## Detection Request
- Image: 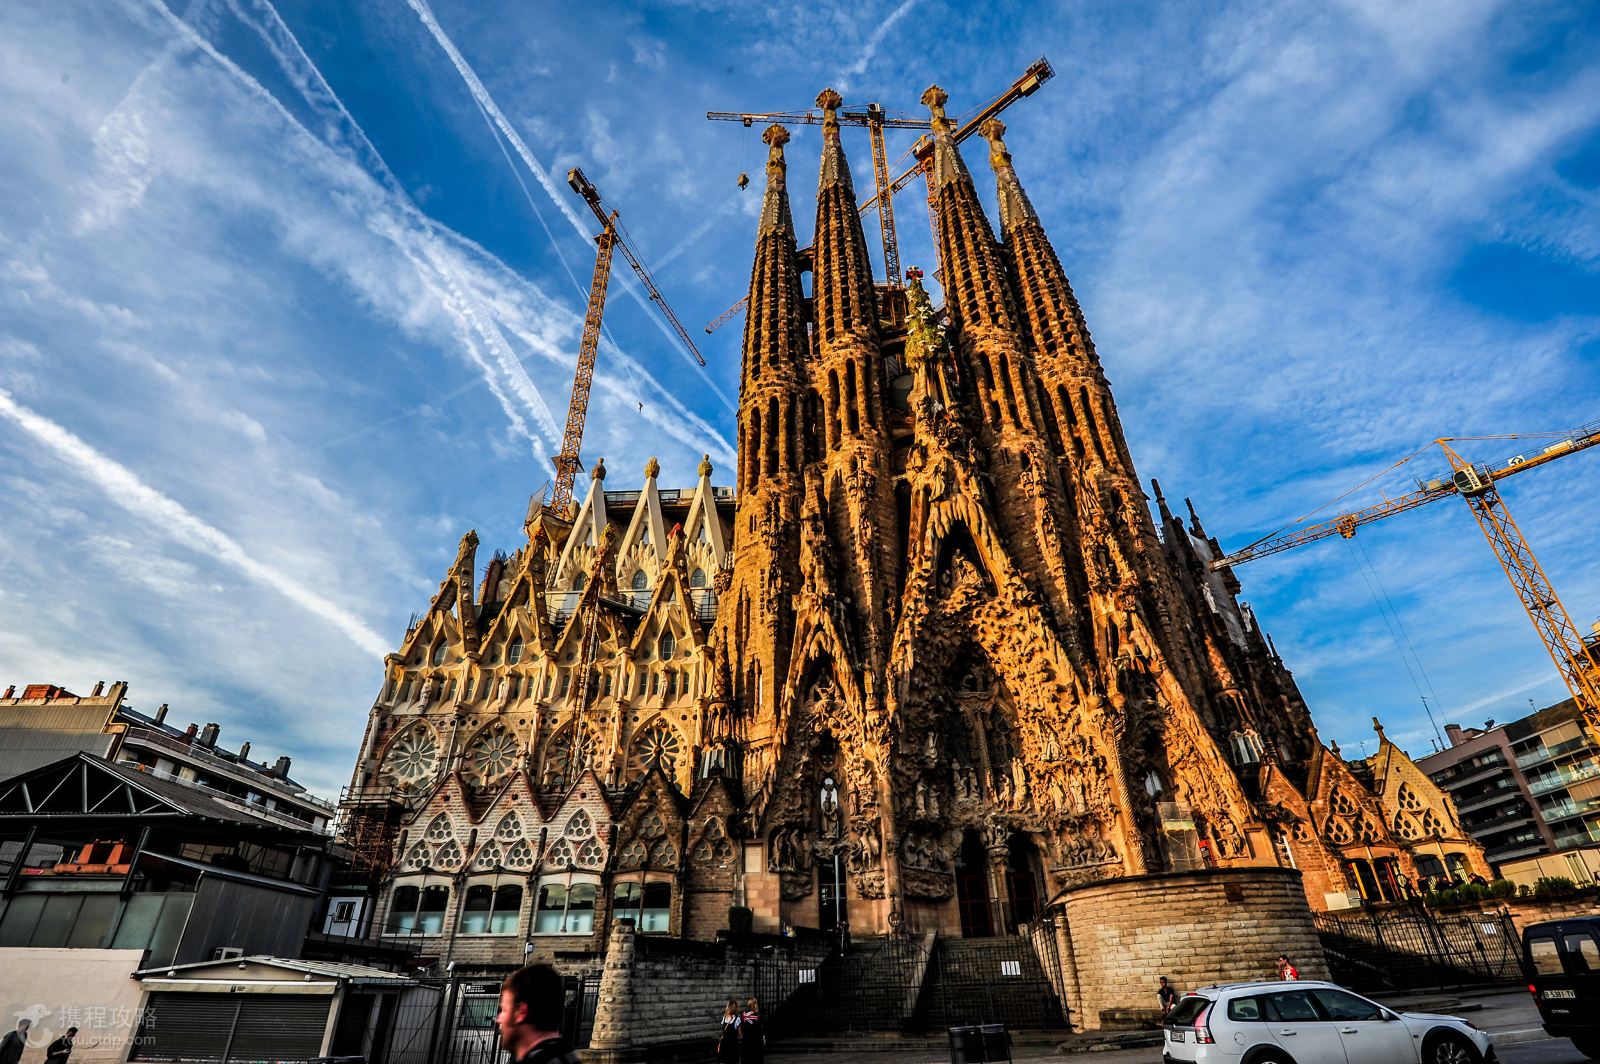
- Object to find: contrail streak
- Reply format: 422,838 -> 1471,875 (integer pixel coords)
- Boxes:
213,0 -> 734,453
405,0 -> 737,412
0,389 -> 392,658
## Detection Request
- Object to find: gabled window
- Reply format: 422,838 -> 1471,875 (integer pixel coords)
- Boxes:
508,637 -> 524,665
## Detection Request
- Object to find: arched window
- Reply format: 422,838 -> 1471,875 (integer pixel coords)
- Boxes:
508,636 -> 524,665
611,878 -> 672,933
659,633 -> 675,660
573,572 -> 587,592
431,643 -> 448,666
690,569 -> 707,588
632,570 -> 649,590
534,874 -> 599,934
458,877 -> 524,935
384,877 -> 451,936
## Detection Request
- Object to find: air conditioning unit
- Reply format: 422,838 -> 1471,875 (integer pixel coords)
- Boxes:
212,946 -> 244,961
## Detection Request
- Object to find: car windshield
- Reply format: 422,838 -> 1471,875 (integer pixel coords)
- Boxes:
1167,996 -> 1212,1027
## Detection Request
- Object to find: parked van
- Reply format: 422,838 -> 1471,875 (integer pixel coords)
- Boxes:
1523,916 -> 1600,1058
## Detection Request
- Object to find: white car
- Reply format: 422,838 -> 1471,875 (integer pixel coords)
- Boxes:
1162,980 -> 1496,1064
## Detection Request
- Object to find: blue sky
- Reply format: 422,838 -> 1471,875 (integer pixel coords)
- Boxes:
1,0 -> 1597,797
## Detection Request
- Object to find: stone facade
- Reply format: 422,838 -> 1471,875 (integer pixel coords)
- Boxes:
339,83 -> 1489,971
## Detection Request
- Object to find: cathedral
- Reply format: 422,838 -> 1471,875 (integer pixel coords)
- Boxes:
342,87 -> 1487,967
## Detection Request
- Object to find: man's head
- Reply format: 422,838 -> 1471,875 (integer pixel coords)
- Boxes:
14,1020 -> 30,1034
1159,977 -> 1169,986
497,964 -> 564,1053
66,1029 -> 78,1037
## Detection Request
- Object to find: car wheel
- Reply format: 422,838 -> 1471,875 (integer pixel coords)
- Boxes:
1243,1050 -> 1293,1064
1573,1035 -> 1600,1060
1423,1031 -> 1482,1064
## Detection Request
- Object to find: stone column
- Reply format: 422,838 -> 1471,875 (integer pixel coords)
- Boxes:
588,920 -> 639,1053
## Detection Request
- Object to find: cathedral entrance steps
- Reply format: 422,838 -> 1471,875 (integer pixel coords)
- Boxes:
757,932 -> 1068,1037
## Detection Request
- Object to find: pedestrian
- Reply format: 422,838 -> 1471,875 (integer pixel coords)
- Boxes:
0,1020 -> 29,1064
1158,977 -> 1178,1020
495,963 -> 579,1064
740,997 -> 765,1064
1276,955 -> 1299,981
836,919 -> 851,953
45,1028 -> 76,1064
716,999 -> 741,1063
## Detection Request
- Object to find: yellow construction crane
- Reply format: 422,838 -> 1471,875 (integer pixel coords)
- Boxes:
551,169 -> 707,516
708,99 -> 931,293
1215,422 -> 1600,729
702,57 -> 1055,334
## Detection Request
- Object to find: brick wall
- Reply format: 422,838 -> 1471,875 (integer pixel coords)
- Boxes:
586,923 -> 832,1063
1060,867 -> 1326,1031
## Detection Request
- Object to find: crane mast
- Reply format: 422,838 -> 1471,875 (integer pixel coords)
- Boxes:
1213,424 -> 1600,732
549,168 -> 706,517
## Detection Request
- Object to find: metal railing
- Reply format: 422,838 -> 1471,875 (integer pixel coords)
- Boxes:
118,761 -> 331,834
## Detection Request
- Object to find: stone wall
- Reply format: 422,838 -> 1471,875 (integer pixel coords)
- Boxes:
586,923 -> 832,1063
1059,867 -> 1326,1031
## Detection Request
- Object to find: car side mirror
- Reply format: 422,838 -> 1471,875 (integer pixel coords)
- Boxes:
1380,1011 -> 1398,1022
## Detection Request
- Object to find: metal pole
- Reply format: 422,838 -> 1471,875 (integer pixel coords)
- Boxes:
833,852 -> 842,930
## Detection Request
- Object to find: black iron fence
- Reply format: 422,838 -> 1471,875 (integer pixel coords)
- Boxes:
374,971 -> 599,1064
1314,905 -> 1524,993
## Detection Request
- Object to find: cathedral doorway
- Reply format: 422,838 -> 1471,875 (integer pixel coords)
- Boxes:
819,852 -> 848,932
1005,833 -> 1043,928
956,829 -> 994,938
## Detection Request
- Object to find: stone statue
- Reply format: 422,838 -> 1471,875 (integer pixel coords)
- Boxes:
819,777 -> 841,839
417,677 -> 436,707
493,676 -> 510,707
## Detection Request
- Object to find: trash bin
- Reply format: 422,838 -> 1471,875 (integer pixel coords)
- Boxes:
947,1025 -> 983,1063
979,1024 -> 1011,1063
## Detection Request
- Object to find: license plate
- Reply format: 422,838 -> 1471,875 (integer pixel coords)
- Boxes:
1545,989 -> 1577,999
1169,1030 -> 1186,1042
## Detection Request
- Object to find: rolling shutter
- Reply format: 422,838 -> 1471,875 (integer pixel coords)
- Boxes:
228,997 -> 329,1062
132,993 -> 236,1061
132,992 -> 329,1062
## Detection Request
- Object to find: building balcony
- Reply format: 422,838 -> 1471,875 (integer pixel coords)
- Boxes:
1529,763 -> 1600,796
1517,736 -> 1592,770
1455,782 -> 1522,813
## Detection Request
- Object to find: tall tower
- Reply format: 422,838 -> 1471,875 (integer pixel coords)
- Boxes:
715,124 -> 810,812
806,88 -> 898,689
921,87 -> 1086,650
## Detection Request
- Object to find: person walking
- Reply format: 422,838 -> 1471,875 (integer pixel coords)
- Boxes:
495,964 -> 579,1064
716,999 -> 741,1062
44,1027 -> 76,1064
739,997 -> 765,1064
1276,955 -> 1300,981
0,1020 -> 30,1064
1157,977 -> 1178,1020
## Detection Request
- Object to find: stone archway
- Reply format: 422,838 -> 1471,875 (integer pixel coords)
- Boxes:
1005,832 -> 1044,927
956,828 -> 994,938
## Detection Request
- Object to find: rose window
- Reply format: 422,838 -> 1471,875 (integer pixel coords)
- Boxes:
504,840 -> 535,870
543,725 -> 596,791
466,729 -> 520,785
629,721 -> 682,779
385,728 -> 440,787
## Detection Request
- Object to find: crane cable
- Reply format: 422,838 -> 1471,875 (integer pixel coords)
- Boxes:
1342,535 -> 1449,749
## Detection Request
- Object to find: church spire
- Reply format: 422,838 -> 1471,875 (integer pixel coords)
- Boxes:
979,119 -> 1037,234
812,87 -> 879,352
758,123 -> 794,237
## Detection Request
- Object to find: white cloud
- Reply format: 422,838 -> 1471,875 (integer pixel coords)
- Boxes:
0,388 -> 391,657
